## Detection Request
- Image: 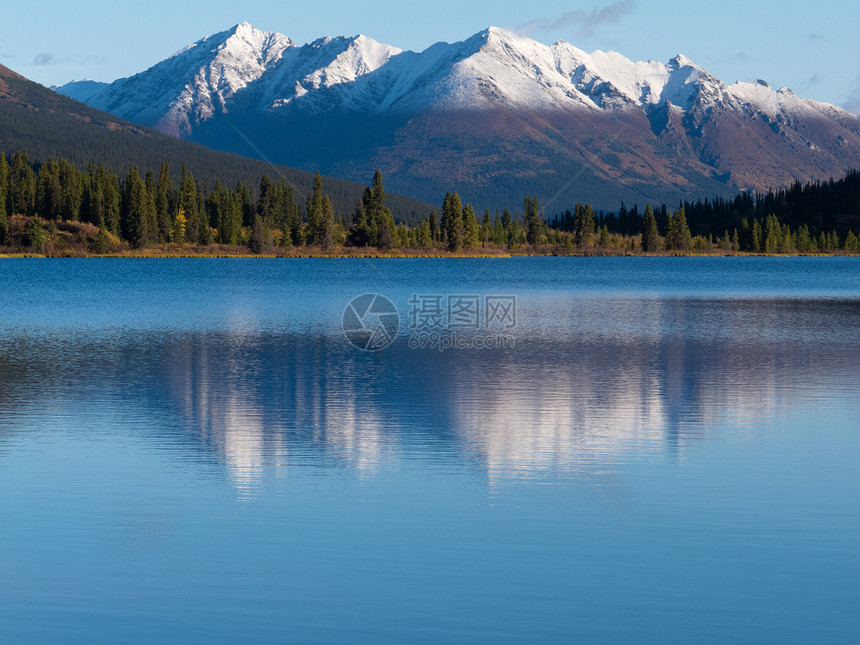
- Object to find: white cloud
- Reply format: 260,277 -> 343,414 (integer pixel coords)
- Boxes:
518,0 -> 637,39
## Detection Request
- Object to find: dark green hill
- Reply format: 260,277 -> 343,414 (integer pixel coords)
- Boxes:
0,63 -> 432,222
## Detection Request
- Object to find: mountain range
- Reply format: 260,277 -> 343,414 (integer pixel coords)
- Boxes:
0,61 -> 430,219
57,22 -> 860,209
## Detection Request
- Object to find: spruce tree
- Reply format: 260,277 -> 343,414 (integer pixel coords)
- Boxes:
171,209 -> 187,245
179,166 -> 199,244
25,215 -> 45,250
257,175 -> 277,227
156,163 -> 172,242
10,152 -> 35,216
0,153 -> 7,245
444,192 -> 464,252
95,219 -> 111,254
524,196 -> 542,246
666,208 -> 692,251
121,167 -> 149,249
752,219 -> 762,253
321,194 -> 335,251
463,203 -> 480,249
641,205 -> 659,253
306,171 -> 325,246
249,215 -> 267,254
347,201 -> 372,247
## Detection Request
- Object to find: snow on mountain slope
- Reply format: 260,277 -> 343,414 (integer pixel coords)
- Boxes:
60,22 -> 296,135
263,34 -> 402,111
54,23 -> 860,207
57,23 -> 857,130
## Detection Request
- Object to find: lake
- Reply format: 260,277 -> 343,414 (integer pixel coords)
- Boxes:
1,258 -> 858,643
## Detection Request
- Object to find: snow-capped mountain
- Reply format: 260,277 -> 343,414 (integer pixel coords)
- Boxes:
57,23 -> 860,208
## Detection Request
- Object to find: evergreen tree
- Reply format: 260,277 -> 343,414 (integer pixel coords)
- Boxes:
95,219 -> 111,254
347,201 -> 373,247
428,209 -> 439,243
257,175 -> 277,227
501,208 -> 513,247
305,171 -> 325,246
25,215 -> 45,250
666,208 -> 692,251
320,194 -> 335,251
249,215 -> 267,254
363,171 -> 394,249
120,167 -> 149,248
764,214 -> 780,254
9,152 -> 35,216
598,225 -> 610,247
641,205 -> 660,253
0,153 -> 7,245
481,209 -> 491,246
156,163 -> 172,242
144,170 -> 158,245
524,196 -> 542,246
752,219 -> 762,253
463,203 -> 480,249
170,208 -> 187,245
219,191 -> 242,245
444,192 -> 464,251
178,165 -> 199,244
416,219 -> 432,248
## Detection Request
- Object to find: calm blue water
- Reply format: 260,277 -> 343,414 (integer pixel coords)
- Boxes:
1,258 -> 858,643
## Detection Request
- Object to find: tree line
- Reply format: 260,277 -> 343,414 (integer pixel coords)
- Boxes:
1,150 -> 859,254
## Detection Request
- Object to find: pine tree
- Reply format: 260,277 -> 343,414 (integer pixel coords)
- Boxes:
666,208 -> 692,251
144,170 -> 158,246
752,219 -> 762,253
249,215 -> 267,253
764,214 -> 780,254
428,209 -> 438,243
501,209 -> 513,247
305,171 -> 326,246
156,163 -> 172,242
25,215 -> 45,250
347,201 -> 373,247
120,167 -> 149,249
416,219 -> 432,248
444,192 -> 464,251
95,219 -> 111,254
463,203 -> 480,249
257,175 -> 277,228
641,205 -> 659,253
598,225 -> 610,248
320,194 -> 335,251
10,152 -> 35,216
178,165 -> 199,244
524,196 -> 542,246
171,208 -> 187,245
0,153 -> 7,245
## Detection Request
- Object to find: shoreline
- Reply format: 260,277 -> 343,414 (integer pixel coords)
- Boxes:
1,249 -> 857,259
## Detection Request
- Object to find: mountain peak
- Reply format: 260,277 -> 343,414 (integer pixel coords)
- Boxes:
668,54 -> 698,70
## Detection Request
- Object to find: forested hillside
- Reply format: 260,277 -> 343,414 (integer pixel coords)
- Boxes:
0,63 -> 431,221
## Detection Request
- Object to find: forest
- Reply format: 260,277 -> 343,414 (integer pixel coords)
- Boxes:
1,150 -> 859,256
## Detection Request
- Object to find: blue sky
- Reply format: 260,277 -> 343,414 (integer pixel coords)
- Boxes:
4,0 -> 859,112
